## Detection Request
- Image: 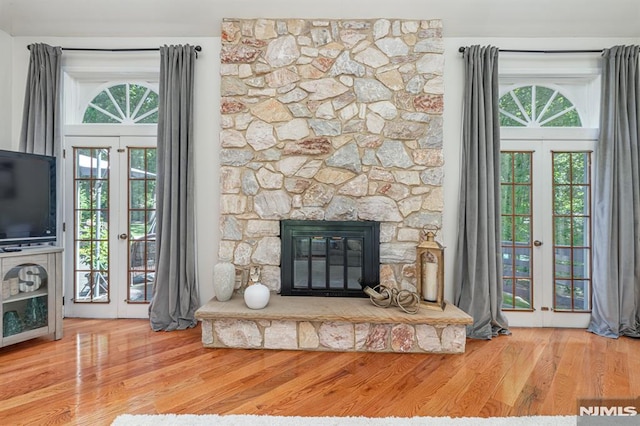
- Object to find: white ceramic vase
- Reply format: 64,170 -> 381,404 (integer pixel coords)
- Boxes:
243,283 -> 270,309
213,262 -> 235,302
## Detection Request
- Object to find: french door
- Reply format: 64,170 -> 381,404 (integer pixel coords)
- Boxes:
63,135 -> 156,318
500,138 -> 593,327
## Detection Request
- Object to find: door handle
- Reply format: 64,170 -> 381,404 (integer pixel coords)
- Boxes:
119,233 -> 128,240
534,240 -> 542,247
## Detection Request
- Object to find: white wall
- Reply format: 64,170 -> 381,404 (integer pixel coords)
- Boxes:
9,33 -> 639,308
0,29 -> 11,149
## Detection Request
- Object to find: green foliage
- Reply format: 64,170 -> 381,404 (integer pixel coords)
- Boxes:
82,83 -> 158,124
75,148 -> 156,272
501,150 -> 591,311
76,184 -> 109,272
128,148 -> 157,239
501,152 -> 532,244
501,151 -> 589,246
499,85 -> 582,127
552,152 -> 590,250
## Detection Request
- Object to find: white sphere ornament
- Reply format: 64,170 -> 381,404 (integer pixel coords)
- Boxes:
243,283 -> 270,309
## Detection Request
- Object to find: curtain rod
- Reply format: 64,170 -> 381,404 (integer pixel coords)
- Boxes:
458,46 -> 602,54
27,45 -> 202,53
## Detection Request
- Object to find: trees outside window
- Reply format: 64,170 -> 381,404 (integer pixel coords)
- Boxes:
499,85 -> 581,127
83,83 -> 158,124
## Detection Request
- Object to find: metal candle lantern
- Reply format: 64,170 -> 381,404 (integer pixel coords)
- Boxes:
416,230 -> 446,311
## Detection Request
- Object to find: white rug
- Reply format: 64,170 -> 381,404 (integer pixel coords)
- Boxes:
111,414 -> 576,426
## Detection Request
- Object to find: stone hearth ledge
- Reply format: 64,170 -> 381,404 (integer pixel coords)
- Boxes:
195,295 -> 473,353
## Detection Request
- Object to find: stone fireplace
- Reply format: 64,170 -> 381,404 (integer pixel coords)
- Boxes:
195,17 -> 472,354
218,17 -> 445,295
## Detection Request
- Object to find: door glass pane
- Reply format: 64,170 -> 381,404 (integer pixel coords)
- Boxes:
514,216 -> 531,244
501,186 -> 513,214
501,151 -> 533,310
515,247 -> 531,277
514,154 -> 531,183
127,148 -> 156,303
129,181 -> 146,209
501,216 -> 513,242
552,151 -> 592,312
572,216 -> 589,246
95,180 -> 109,209
514,185 -> 531,215
571,153 -> 588,183
73,148 -> 110,303
572,186 -> 589,215
572,248 -> 590,279
515,278 -> 532,309
555,279 -> 572,310
500,152 -> 513,182
573,280 -> 590,311
555,247 -> 572,278
554,217 -> 572,246
553,186 -> 571,214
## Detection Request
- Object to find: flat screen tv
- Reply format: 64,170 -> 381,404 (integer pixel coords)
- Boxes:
0,149 -> 57,247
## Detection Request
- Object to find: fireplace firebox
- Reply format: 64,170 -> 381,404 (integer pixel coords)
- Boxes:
280,220 -> 380,297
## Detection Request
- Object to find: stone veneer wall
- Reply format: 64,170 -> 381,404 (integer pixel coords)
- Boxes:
218,18 -> 444,294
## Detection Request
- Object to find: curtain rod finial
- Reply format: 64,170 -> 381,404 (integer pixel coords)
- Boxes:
458,46 -> 466,53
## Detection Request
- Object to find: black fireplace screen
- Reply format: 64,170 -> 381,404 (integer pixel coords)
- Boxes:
280,220 -> 380,297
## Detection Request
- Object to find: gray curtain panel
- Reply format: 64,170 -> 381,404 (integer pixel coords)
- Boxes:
454,45 -> 510,340
19,43 -> 62,156
588,45 -> 640,339
149,45 -> 199,331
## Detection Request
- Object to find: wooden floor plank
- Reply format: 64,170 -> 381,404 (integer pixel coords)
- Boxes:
541,333 -> 585,414
0,319 -> 637,425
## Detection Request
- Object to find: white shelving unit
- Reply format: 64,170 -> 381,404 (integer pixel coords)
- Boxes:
1,246 -> 63,348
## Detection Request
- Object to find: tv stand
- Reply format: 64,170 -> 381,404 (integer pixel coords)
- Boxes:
1,246 -> 63,347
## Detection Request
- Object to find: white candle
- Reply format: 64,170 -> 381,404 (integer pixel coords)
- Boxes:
423,262 -> 438,301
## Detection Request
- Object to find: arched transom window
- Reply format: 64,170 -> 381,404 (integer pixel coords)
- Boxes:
83,83 -> 158,124
499,85 -> 582,128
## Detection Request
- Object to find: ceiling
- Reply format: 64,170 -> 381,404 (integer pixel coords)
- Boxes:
1,0 -> 639,39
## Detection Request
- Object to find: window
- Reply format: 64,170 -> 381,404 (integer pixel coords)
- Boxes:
64,63 -> 159,318
551,152 -> 591,311
499,79 -> 595,324
501,151 -> 533,310
73,147 -> 110,302
83,83 -> 158,124
499,85 -> 581,127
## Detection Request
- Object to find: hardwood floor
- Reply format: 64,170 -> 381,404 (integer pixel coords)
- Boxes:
0,319 -> 637,425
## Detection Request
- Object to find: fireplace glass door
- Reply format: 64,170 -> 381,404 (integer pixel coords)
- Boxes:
281,220 -> 379,297
293,236 -> 364,291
